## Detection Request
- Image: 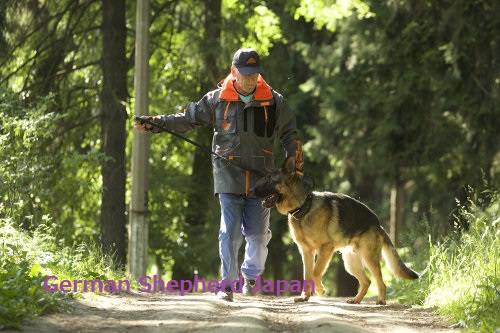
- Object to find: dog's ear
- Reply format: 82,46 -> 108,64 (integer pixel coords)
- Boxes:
282,155 -> 296,174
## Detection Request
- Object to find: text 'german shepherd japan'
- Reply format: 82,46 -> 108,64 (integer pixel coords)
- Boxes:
251,156 -> 419,305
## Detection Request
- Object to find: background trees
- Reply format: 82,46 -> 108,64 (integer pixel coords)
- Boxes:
1,0 -> 498,296
100,0 -> 128,267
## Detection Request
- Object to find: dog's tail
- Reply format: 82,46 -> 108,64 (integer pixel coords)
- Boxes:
381,231 -> 419,280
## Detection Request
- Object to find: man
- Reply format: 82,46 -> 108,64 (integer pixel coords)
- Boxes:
135,48 -> 303,301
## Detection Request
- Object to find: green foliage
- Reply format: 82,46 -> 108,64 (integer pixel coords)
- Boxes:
0,218 -> 129,329
0,258 -> 59,330
0,88 -> 60,226
244,5 -> 283,54
425,191 -> 500,332
389,189 -> 500,332
222,0 -> 283,55
0,87 -> 105,242
0,0 -> 106,244
295,0 -> 499,234
295,0 -> 373,31
385,216 -> 434,305
0,220 -> 60,330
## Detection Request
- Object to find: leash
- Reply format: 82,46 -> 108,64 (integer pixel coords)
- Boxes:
134,116 -> 266,177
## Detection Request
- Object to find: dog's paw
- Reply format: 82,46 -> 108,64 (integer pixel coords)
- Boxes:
294,296 -> 309,302
376,299 -> 387,305
346,298 -> 361,304
294,292 -> 310,302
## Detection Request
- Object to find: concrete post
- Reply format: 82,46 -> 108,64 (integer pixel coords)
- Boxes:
128,0 -> 150,279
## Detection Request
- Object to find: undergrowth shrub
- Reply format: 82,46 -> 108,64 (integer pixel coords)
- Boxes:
389,189 -> 500,332
0,220 -> 60,329
0,218 -> 128,330
425,191 -> 499,332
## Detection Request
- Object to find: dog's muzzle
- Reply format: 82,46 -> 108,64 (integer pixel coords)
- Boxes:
250,175 -> 281,208
261,193 -> 282,208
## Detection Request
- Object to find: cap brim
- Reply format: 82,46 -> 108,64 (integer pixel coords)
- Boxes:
236,65 -> 264,75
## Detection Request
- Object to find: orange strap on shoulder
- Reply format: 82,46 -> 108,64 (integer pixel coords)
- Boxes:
295,140 -> 304,172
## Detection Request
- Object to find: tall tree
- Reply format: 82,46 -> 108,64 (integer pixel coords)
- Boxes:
100,0 -> 128,267
170,0 -> 222,281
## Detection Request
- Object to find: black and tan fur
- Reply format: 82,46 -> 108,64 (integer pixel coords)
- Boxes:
250,156 -> 419,304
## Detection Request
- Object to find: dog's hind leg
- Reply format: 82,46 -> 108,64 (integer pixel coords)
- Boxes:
341,250 -> 371,304
311,244 -> 336,296
362,250 -> 387,305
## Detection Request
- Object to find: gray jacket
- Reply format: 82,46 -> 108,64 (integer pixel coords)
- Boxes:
153,73 -> 303,195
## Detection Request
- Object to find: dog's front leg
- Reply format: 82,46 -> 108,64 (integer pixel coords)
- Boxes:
295,247 -> 315,302
312,244 -> 336,296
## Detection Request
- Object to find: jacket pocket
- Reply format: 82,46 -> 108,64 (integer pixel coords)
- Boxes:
214,102 -> 237,134
262,149 -> 275,172
212,143 -> 240,172
215,116 -> 237,134
246,150 -> 274,173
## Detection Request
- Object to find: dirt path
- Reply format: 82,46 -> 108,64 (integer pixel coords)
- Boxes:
8,292 -> 456,333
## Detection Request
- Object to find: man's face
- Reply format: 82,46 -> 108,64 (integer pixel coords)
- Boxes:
232,67 -> 259,95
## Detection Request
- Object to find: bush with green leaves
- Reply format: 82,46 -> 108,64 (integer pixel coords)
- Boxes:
1,86 -> 106,244
0,218 -> 130,329
0,220 -> 60,329
389,189 -> 500,332
426,191 -> 499,332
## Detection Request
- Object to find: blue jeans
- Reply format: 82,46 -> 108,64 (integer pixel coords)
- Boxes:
218,194 -> 272,283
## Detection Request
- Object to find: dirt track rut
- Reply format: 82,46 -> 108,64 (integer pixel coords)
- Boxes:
7,292 -> 457,333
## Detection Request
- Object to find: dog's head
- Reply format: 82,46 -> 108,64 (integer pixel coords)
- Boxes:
251,156 -> 312,214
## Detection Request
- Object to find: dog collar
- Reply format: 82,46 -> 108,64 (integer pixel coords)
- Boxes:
288,193 -> 314,219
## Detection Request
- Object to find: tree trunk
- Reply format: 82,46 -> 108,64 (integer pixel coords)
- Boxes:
100,0 -> 127,268
171,0 -> 221,281
390,175 -> 405,248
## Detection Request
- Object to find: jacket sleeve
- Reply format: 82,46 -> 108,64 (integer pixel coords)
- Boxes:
152,92 -> 215,133
274,92 -> 304,173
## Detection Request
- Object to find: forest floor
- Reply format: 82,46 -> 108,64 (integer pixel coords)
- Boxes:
6,292 -> 458,333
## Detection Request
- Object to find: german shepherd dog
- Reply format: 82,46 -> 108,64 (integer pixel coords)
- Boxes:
250,156 -> 419,304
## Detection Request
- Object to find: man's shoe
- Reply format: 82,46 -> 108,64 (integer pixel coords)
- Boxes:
242,279 -> 257,296
216,288 -> 233,302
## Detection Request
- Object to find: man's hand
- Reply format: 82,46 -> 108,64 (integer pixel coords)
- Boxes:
134,116 -> 157,133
